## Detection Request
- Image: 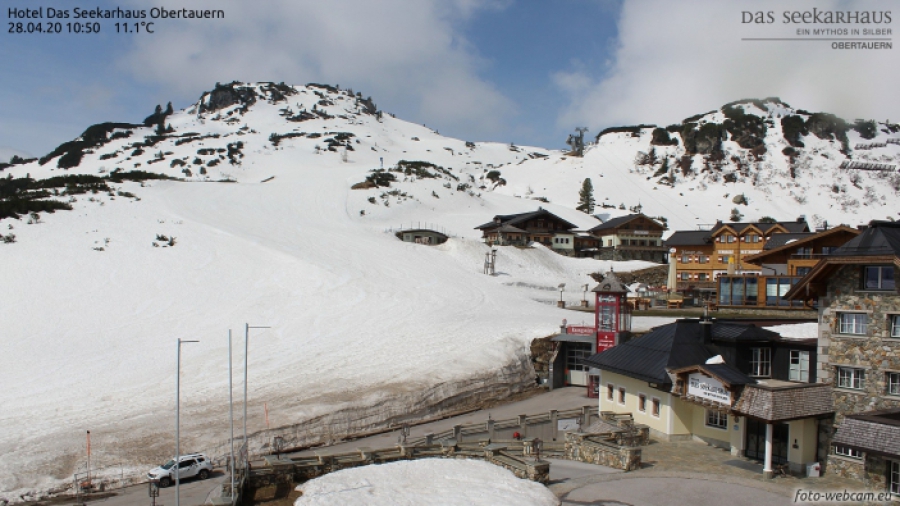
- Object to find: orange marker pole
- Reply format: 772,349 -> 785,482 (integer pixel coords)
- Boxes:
264,403 -> 270,429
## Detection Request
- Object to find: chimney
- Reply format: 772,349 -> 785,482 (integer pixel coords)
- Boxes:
797,214 -> 806,223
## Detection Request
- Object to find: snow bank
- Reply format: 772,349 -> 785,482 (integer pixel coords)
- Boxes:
764,322 -> 818,340
293,459 -> 559,506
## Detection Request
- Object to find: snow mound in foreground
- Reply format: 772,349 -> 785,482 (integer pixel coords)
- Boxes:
294,458 -> 558,506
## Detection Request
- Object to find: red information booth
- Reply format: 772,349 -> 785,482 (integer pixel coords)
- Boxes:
589,270 -> 632,396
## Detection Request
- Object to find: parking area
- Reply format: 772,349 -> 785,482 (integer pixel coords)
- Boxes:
549,440 -> 865,506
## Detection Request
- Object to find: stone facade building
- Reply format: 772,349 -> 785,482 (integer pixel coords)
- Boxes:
786,221 -> 900,494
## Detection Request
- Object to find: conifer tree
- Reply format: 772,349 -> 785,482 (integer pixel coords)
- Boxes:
576,178 -> 595,214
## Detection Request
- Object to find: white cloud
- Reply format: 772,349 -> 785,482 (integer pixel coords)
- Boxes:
556,0 -> 900,130
120,0 -> 516,141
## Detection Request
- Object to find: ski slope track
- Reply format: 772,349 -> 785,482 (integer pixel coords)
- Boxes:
1,85 -> 896,501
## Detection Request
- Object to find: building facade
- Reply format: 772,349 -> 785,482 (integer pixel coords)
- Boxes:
586,318 -> 832,477
786,221 -> 900,493
665,218 -> 811,304
475,207 -> 581,254
588,214 -> 667,262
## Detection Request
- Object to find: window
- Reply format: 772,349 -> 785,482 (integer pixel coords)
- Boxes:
887,372 -> 900,396
638,393 -> 647,412
651,397 -> 660,417
618,387 -> 626,405
750,348 -> 771,377
789,350 -> 810,382
891,460 -> 900,495
864,266 -> 895,290
607,383 -> 614,401
795,247 -> 812,259
837,367 -> 865,390
892,315 -> 900,338
838,313 -> 868,335
680,254 -> 690,263
705,410 -> 727,429
699,255 -> 709,264
565,343 -> 592,372
821,246 -> 837,255
680,272 -> 691,281
698,273 -> 709,282
833,445 -> 862,459
796,267 -> 811,276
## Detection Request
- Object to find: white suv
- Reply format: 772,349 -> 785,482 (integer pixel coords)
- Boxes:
147,453 -> 213,487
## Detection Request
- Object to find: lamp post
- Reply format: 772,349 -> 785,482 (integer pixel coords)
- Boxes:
557,283 -> 566,308
582,284 -> 589,307
176,338 -> 199,506
243,324 -> 270,467
228,330 -> 235,506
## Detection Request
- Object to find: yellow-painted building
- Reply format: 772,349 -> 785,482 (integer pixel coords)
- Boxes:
587,318 -> 833,476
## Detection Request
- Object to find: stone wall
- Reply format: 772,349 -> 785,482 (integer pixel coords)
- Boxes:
563,432 -> 642,471
821,264 -> 900,422
819,264 -> 900,493
827,454 -> 889,491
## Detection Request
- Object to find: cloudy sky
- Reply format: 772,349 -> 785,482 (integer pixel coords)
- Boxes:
2,0 -> 897,158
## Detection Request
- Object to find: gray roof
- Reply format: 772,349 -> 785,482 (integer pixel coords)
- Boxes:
709,323 -> 780,342
763,232 -> 814,250
831,221 -> 900,257
588,214 -> 662,233
474,208 -> 577,231
733,383 -> 833,422
711,220 -> 810,235
591,270 -> 628,293
584,320 -> 717,385
665,230 -> 712,247
833,409 -> 900,457
703,364 -> 754,386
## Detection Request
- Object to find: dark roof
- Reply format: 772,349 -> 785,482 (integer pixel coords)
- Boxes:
665,230 -> 712,247
704,363 -> 754,385
669,362 -> 754,386
762,232 -> 814,250
709,323 -> 781,342
833,409 -> 900,456
588,214 -> 662,233
831,221 -> 900,257
584,320 -> 717,385
734,383 -> 833,422
474,208 -> 577,231
585,319 -> 788,386
711,220 -> 810,235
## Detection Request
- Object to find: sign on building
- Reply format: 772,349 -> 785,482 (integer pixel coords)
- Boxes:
687,373 -> 731,405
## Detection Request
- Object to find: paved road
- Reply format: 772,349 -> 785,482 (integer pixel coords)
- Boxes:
555,475 -> 790,506
49,387 -> 592,505
52,471 -> 228,506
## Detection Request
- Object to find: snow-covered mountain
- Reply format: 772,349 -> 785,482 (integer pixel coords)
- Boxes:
491,98 -> 899,231
0,82 -> 657,501
1,83 -> 897,501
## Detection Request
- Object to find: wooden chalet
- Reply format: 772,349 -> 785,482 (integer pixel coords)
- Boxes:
587,213 -> 666,262
475,207 -> 579,253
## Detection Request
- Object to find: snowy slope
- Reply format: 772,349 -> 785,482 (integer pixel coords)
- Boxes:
0,82 -> 661,500
490,99 -> 900,232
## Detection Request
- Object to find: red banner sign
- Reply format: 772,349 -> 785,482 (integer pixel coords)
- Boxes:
566,325 -> 595,335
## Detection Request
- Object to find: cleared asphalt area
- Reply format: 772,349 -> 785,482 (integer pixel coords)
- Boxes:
555,476 -> 791,506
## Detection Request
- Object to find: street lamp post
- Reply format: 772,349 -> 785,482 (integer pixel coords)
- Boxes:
243,324 -> 270,467
176,338 -> 199,506
228,330 -> 235,506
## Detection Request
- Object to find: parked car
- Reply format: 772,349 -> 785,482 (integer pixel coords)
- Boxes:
147,453 -> 213,487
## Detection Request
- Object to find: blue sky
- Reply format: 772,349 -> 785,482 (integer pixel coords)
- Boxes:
2,0 -> 897,159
